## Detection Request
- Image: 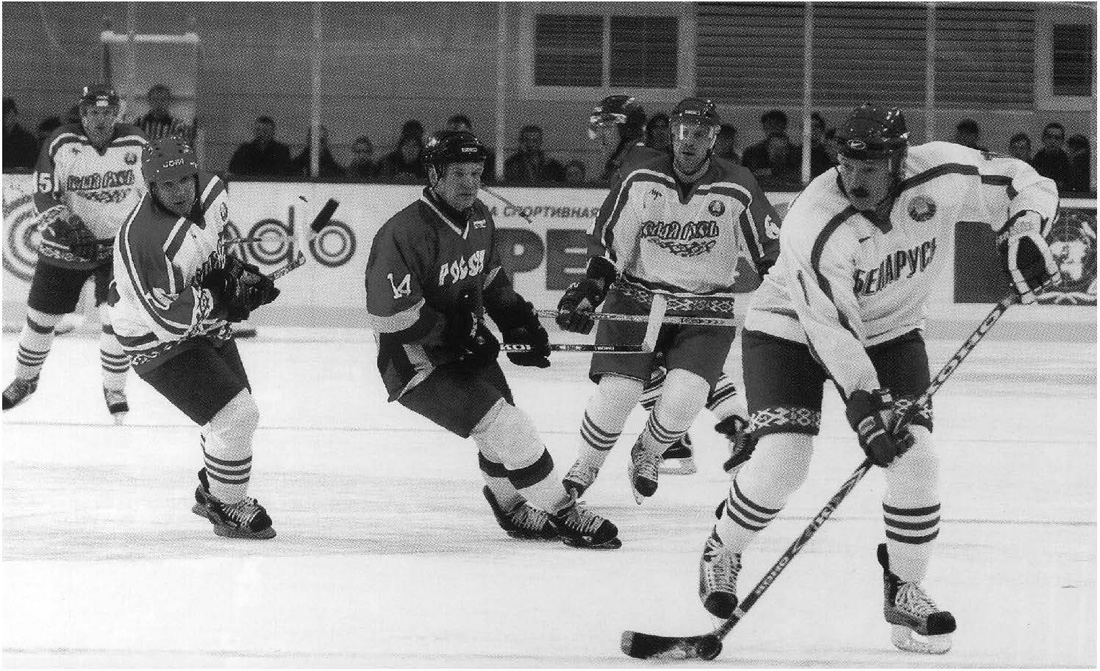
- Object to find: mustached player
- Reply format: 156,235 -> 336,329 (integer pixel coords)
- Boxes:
3,84 -> 146,420
365,130 -> 621,550
587,94 -> 759,477
557,97 -> 780,504
697,103 -> 1059,653
109,137 -> 281,539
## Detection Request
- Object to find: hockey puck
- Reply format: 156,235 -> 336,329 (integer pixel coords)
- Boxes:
695,635 -> 722,660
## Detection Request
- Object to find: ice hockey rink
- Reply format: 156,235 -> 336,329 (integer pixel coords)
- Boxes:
2,309 -> 1095,668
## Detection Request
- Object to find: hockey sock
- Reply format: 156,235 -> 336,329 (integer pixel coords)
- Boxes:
99,322 -> 129,391
639,365 -> 666,411
714,433 -> 813,551
13,308 -> 62,380
576,374 -> 643,469
706,372 -> 747,422
201,389 -> 259,503
882,426 -> 940,582
478,451 -> 525,512
638,369 -> 709,455
472,398 -> 569,512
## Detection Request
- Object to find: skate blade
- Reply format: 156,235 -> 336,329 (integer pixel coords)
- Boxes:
658,457 -> 697,475
562,536 -> 622,550
891,625 -> 952,654
212,524 -> 277,540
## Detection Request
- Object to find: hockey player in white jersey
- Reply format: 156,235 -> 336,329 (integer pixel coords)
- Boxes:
698,103 -> 1060,653
2,84 -> 146,420
557,97 -> 780,504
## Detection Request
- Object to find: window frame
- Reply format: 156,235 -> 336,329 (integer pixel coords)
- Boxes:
517,2 -> 695,102
1034,3 -> 1096,111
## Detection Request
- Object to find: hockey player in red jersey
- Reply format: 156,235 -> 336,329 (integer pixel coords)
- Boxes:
587,95 -> 758,477
108,137 -> 280,539
2,84 -> 146,421
365,130 -> 621,550
557,97 -> 780,503
698,103 -> 1060,653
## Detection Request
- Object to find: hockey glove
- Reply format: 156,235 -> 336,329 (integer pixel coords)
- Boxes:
845,389 -> 915,468
556,279 -> 607,334
502,302 -> 551,368
201,256 -> 281,322
41,211 -> 99,261
445,290 -> 500,368
998,210 -> 1059,304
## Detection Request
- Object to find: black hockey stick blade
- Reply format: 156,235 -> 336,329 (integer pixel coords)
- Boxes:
621,631 -> 722,660
310,198 -> 340,232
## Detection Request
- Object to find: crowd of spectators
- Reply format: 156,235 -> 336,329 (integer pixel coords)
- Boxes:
3,87 -> 1094,195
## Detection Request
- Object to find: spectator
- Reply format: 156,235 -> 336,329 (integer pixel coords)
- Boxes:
290,125 -> 346,178
36,117 -> 62,146
1008,132 -> 1032,163
1032,122 -> 1073,192
3,97 -> 38,170
745,131 -> 800,189
1066,134 -> 1091,193
822,127 -> 841,165
133,83 -> 194,143
796,111 -> 834,177
741,109 -> 788,172
228,116 -> 293,177
346,135 -> 377,179
376,130 -> 426,181
445,113 -> 496,178
504,124 -> 565,183
953,118 -> 987,151
645,113 -> 672,153
564,159 -> 587,184
713,123 -> 740,163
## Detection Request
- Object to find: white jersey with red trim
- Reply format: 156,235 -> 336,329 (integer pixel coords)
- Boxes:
108,173 -> 232,371
590,155 -> 780,298
744,141 -> 1059,397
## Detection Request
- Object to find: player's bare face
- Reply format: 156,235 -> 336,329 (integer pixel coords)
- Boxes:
434,162 -> 483,211
671,121 -> 717,175
152,176 -> 197,217
80,106 -> 119,148
837,154 -> 893,211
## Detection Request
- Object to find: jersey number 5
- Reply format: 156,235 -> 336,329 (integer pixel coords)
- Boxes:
36,173 -> 54,193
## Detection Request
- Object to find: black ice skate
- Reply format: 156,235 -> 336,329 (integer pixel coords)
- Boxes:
2,376 -> 38,411
191,468 -> 276,540
699,530 -> 741,618
628,437 -> 661,504
716,415 -> 757,475
878,543 -> 955,653
482,486 -> 557,540
563,459 -> 601,498
549,497 -> 621,550
658,433 -> 696,475
103,388 -> 129,424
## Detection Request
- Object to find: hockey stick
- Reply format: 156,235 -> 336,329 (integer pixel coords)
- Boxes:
481,185 -> 534,224
536,309 -> 738,328
621,292 -> 1021,661
501,343 -> 644,354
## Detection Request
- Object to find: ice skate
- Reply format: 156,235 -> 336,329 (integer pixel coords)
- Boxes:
103,388 -> 129,424
482,486 -> 556,540
658,433 -> 696,475
549,496 -> 621,550
878,543 -> 955,653
716,415 -> 756,475
628,437 -> 661,504
699,530 -> 741,618
191,468 -> 276,540
562,459 -> 601,498
2,376 -> 38,411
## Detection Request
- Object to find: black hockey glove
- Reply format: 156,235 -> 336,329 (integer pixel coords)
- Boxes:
998,210 -> 1059,304
42,212 -> 99,261
556,279 -> 606,334
445,290 -> 500,368
845,389 -> 915,468
501,301 -> 551,368
201,256 -> 280,322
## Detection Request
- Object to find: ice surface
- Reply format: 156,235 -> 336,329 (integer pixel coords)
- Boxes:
2,328 -> 1095,668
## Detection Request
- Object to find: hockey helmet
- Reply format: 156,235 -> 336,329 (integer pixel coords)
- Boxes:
79,84 -> 121,110
589,95 -> 646,130
423,130 -> 488,173
142,137 -> 199,184
836,103 -> 909,160
670,97 -> 721,129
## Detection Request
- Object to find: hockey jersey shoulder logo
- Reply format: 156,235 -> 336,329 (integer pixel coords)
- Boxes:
908,196 -> 936,222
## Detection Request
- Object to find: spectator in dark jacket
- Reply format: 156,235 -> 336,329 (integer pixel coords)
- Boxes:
1031,122 -> 1073,193
741,109 -> 788,172
376,131 -> 426,181
953,118 -> 988,151
1065,134 -> 1091,193
1008,132 -> 1032,163
346,135 -> 377,179
3,97 -> 38,170
228,116 -> 293,177
504,125 -> 565,183
290,125 -> 346,178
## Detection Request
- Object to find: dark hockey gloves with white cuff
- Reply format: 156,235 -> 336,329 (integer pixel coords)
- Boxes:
201,255 -> 280,322
998,210 -> 1060,304
556,256 -> 615,334
845,389 -> 915,467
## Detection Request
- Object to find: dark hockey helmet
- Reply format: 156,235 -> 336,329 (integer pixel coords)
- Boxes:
79,84 -> 121,110
142,137 -> 199,183
589,95 -> 646,129
670,97 -> 721,129
423,130 -> 488,174
836,103 -> 909,160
